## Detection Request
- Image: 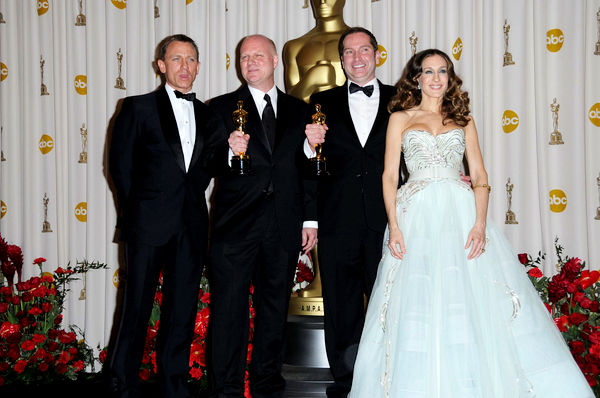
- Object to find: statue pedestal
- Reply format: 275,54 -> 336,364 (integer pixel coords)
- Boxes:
283,315 -> 332,397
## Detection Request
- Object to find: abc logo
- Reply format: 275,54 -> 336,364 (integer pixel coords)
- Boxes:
1,200 -> 6,218
37,1 -> 49,16
546,29 -> 564,52
549,189 -> 567,212
74,202 -> 87,222
186,0 -> 194,4
226,53 -> 231,70
39,134 -> 54,154
502,110 -> 519,133
111,0 -> 126,9
1,62 -> 7,81
376,45 -> 388,67
74,75 -> 87,95
588,103 -> 600,127
452,37 -> 463,60
113,269 -> 120,288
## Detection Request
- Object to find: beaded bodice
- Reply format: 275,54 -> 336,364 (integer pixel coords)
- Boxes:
402,129 -> 465,174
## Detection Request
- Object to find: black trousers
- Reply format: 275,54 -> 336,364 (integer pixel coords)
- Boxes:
208,199 -> 299,398
318,218 -> 384,398
109,231 -> 204,398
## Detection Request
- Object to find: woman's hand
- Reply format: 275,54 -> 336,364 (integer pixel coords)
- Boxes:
465,223 -> 486,259
387,228 -> 406,259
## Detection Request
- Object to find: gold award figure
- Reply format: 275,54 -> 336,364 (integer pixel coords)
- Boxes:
0,11 -> 5,24
409,31 -> 418,56
595,8 -> 600,55
75,0 -> 86,26
549,98 -> 564,145
42,193 -> 52,232
505,178 -> 518,224
40,56 -> 49,96
114,48 -> 126,90
503,19 -> 515,66
154,0 -> 160,18
310,104 -> 329,176
79,123 -> 88,163
282,0 -> 349,103
230,100 -> 253,175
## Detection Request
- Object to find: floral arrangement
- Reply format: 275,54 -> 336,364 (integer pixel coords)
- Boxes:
101,273 -> 256,397
519,238 -> 600,394
292,251 -> 314,293
0,234 -> 107,386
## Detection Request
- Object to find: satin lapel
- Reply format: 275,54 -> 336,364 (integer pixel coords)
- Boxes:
365,81 -> 393,148
189,100 -> 204,170
238,86 -> 271,156
156,87 -> 186,172
336,83 -> 362,148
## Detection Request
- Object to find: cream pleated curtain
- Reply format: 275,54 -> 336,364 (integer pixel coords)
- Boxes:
1,0 -> 599,355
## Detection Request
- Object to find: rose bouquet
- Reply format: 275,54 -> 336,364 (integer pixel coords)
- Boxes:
0,234 -> 107,386
292,251 -> 314,293
519,238 -> 600,394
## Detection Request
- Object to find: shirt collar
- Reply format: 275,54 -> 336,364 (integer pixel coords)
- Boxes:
248,84 -> 278,114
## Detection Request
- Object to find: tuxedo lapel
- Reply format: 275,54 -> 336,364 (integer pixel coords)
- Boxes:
364,80 -> 392,148
273,88 -> 289,152
189,100 -> 204,170
336,84 -> 362,148
156,87 -> 186,172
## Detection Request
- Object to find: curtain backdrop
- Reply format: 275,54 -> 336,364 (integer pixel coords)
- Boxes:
1,0 -> 599,354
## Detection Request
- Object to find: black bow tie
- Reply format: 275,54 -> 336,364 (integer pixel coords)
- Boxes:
174,90 -> 196,101
349,82 -> 374,97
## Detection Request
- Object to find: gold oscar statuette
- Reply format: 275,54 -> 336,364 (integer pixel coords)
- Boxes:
549,98 -> 564,145
42,193 -> 52,233
114,48 -> 126,90
40,56 -> 49,96
503,19 -> 515,66
79,123 -> 88,163
1,127 -> 6,162
595,173 -> 600,220
310,104 -> 330,177
154,0 -> 160,18
595,8 -> 600,55
79,271 -> 87,300
75,0 -> 86,26
505,178 -> 518,224
0,12 -> 5,24
230,100 -> 253,175
409,31 -> 418,56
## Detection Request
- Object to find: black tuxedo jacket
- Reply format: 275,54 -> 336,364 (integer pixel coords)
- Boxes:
309,80 -> 398,234
109,86 -> 213,247
206,85 -> 316,251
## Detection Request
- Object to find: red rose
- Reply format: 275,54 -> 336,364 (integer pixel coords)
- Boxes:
58,350 -> 70,364
99,349 -> 107,364
33,257 -> 46,265
201,292 -> 210,303
554,315 -> 570,332
42,302 -> 53,313
28,306 -> 43,316
54,314 -> 63,325
21,340 -> 36,351
189,366 -> 203,380
591,301 -> 600,313
0,303 -> 8,313
41,275 -> 53,283
47,341 -> 60,352
56,363 -> 68,374
58,331 -> 76,344
139,368 -> 151,381
569,312 -> 589,326
14,360 -> 27,373
55,267 -> 73,274
73,360 -> 84,372
38,362 -> 49,372
0,322 -> 20,339
581,298 -> 593,310
527,267 -> 543,278
563,257 -> 583,281
548,274 -> 569,303
10,295 -> 20,305
0,286 -> 11,295
571,340 -> 586,356
518,253 -> 529,265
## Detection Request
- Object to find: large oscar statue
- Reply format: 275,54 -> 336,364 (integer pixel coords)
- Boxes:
282,1 -> 348,395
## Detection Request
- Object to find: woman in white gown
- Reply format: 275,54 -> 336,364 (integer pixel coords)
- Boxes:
348,49 -> 594,398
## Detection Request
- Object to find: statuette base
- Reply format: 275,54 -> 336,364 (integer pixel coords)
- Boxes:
549,131 -> 564,145
42,221 -> 53,233
503,52 -> 515,66
310,157 -> 329,177
79,152 -> 87,164
505,210 -> 518,224
231,155 -> 254,175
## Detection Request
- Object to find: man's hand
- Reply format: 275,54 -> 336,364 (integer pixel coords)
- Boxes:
228,130 -> 249,154
302,227 -> 318,253
305,123 -> 328,152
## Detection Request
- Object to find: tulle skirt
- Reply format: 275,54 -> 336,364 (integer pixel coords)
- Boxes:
349,178 -> 593,398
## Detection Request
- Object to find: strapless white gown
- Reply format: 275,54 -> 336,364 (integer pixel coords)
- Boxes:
348,129 -> 593,398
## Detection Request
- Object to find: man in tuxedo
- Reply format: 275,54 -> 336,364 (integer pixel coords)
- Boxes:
108,34 -> 214,398
304,27 -> 398,398
206,34 -> 318,398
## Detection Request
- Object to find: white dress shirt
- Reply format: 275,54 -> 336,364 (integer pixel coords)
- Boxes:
165,83 -> 196,171
348,77 -> 379,147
